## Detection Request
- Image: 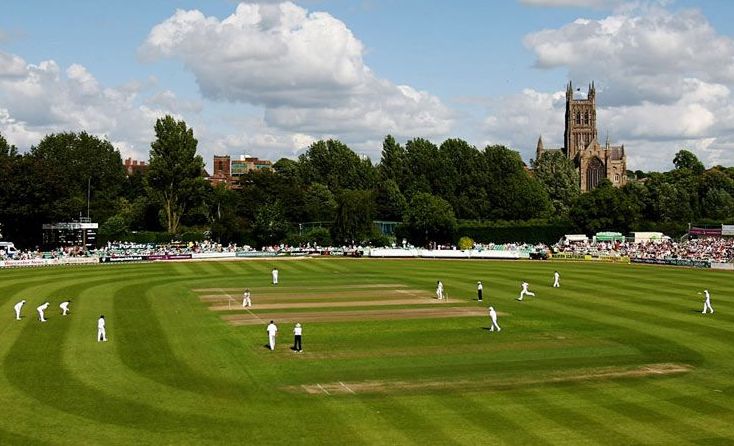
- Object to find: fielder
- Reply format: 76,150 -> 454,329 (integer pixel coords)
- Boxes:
266,320 -> 278,350
242,289 -> 252,307
436,280 -> 444,300
701,289 -> 714,314
553,271 -> 560,288
517,281 -> 535,301
488,306 -> 501,332
477,281 -> 483,302
59,300 -> 71,316
98,315 -> 107,341
14,299 -> 26,320
272,268 -> 279,285
37,302 -> 50,322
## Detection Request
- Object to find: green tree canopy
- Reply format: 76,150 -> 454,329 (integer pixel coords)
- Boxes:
403,192 -> 457,246
253,201 -> 289,246
146,116 -> 206,234
482,145 -> 552,220
298,140 -> 377,191
377,135 -> 407,184
569,179 -> 642,234
374,179 -> 407,221
31,131 -> 126,222
673,149 -> 705,175
331,189 -> 375,244
0,133 -> 19,159
304,183 -> 337,222
532,150 -> 580,215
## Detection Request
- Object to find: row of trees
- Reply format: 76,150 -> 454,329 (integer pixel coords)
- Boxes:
2,119 -> 733,249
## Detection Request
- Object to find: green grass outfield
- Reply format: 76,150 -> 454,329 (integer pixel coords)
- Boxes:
1,258 -> 733,445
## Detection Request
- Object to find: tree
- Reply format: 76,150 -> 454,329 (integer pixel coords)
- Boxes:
0,156 -> 73,247
331,189 -> 375,244
482,145 -> 552,220
532,151 -> 580,215
378,135 -> 407,185
403,193 -> 457,246
237,169 -> 306,224
253,201 -> 289,246
374,179 -> 407,221
702,188 -> 734,221
569,180 -> 642,234
438,138 -> 486,219
298,139 -> 377,191
0,133 -> 18,159
303,183 -> 337,223
31,131 -> 126,223
99,215 -> 129,240
673,149 -> 705,175
146,116 -> 206,234
403,138 -> 443,199
203,183 -> 244,244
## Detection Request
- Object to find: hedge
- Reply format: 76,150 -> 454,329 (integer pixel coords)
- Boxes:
455,221 -> 574,245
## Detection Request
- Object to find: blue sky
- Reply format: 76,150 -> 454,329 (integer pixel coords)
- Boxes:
2,0 -> 734,171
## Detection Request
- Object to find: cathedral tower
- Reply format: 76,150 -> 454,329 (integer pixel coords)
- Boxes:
564,82 -> 597,160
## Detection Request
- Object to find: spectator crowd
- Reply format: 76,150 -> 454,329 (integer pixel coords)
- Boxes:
4,236 -> 734,263
552,237 -> 734,263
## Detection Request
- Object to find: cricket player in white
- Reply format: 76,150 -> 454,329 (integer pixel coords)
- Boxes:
14,299 -> 26,320
272,268 -> 279,285
553,271 -> 560,288
98,315 -> 107,341
488,306 -> 501,332
242,289 -> 252,307
293,323 -> 303,352
266,320 -> 278,350
477,281 -> 483,302
37,302 -> 50,322
517,282 -> 535,301
436,281 -> 444,300
59,300 -> 71,316
701,290 -> 714,314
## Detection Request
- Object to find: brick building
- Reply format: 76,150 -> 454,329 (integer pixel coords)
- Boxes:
206,154 -> 272,188
123,158 -> 148,176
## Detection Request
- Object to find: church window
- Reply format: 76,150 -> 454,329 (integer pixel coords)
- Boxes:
576,112 -> 581,125
586,157 -> 604,191
615,174 -> 620,182
584,111 -> 590,124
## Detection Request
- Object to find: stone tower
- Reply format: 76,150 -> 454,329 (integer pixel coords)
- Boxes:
560,81 -> 627,192
213,155 -> 231,177
535,135 -> 544,162
564,81 -> 597,161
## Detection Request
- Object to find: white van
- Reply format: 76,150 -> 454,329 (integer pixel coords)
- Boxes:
0,242 -> 19,259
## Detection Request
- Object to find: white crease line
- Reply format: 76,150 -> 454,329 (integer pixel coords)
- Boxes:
220,289 -> 266,324
317,383 -> 331,395
339,381 -> 356,394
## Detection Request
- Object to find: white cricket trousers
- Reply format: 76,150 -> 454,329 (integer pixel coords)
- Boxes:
703,300 -> 714,314
490,317 -> 501,332
269,334 -> 276,350
519,290 -> 535,300
98,328 -> 107,342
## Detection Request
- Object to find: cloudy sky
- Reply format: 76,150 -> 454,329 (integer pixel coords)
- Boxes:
2,0 -> 734,171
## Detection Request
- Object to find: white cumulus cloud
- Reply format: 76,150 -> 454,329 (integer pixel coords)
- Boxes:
139,2 -> 453,140
482,4 -> 734,170
0,51 -> 179,161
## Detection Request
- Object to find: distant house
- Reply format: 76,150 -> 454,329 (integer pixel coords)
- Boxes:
206,154 -> 273,188
124,158 -> 148,176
